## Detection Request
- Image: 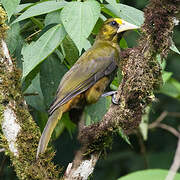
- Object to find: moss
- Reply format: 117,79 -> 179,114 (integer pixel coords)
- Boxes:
0,8 -> 61,180
0,59 -> 62,179
142,0 -> 179,58
0,6 -> 8,39
78,0 -> 177,154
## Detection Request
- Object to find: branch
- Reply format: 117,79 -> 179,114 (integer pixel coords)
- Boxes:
64,0 -> 179,179
166,136 -> 180,180
149,111 -> 180,138
149,111 -> 168,129
149,111 -> 180,179
0,6 -> 60,179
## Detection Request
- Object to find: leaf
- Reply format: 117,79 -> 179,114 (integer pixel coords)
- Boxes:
139,106 -> 151,140
118,169 -> 180,180
118,128 -> 131,146
6,22 -> 21,54
105,0 -> 144,26
156,54 -> 166,70
170,42 -> 180,55
61,0 -> 100,52
92,18 -> 104,35
110,69 -> 122,90
2,0 -> 20,21
120,37 -> 128,49
85,97 -> 111,125
160,78 -> 180,99
53,112 -> 76,140
24,73 -> 46,112
22,24 -> 66,80
62,35 -> 79,66
101,4 -> 117,18
15,3 -> 33,14
162,71 -> 173,84
6,22 -> 25,69
44,10 -> 62,26
61,113 -> 76,138
12,1 -> 67,24
40,54 -> 68,108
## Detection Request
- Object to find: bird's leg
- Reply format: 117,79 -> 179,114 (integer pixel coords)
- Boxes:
101,91 -> 120,105
101,91 -> 117,97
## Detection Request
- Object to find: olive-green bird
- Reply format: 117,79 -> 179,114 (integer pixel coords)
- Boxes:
36,18 -> 138,158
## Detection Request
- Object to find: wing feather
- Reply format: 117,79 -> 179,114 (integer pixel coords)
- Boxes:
48,43 -> 119,115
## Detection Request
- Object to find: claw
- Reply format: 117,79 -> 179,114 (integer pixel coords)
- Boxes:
112,92 -> 119,105
102,91 -> 120,105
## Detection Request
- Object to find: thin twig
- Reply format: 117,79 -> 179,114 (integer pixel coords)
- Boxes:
149,111 -> 168,129
149,111 -> 180,138
157,123 -> 180,138
25,29 -> 41,41
165,137 -> 180,180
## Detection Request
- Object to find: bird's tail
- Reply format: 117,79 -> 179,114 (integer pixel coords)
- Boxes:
36,107 -> 63,158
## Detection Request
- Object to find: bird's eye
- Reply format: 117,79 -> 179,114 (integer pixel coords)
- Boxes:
111,21 -> 117,26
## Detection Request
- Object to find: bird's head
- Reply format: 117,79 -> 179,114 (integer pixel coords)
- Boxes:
96,18 -> 139,43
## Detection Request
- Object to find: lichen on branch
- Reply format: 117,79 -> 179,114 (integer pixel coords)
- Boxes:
78,0 -> 179,154
0,6 -> 61,180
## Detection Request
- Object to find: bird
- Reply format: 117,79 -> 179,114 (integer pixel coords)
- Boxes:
36,18 -> 138,158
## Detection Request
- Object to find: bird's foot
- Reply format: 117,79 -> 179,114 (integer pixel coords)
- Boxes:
102,91 -> 120,105
101,91 -> 117,97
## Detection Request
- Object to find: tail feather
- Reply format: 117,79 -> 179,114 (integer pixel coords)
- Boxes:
36,107 -> 63,158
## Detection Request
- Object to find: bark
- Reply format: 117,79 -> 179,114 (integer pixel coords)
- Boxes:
0,6 -> 60,180
64,0 -> 180,179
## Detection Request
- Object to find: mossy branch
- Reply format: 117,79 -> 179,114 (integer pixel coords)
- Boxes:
0,6 -> 60,180
65,0 -> 180,179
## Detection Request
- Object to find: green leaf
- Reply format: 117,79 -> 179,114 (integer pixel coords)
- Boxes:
92,18 -> 104,35
162,71 -> 173,84
22,24 -> 66,80
118,169 -> 180,180
85,97 -> 111,125
34,111 -> 48,132
118,128 -> 131,146
2,0 -> 20,21
101,4 -> 117,18
15,3 -> 33,14
61,0 -> 101,52
62,35 -> 79,66
61,113 -> 76,138
170,42 -> 180,55
44,10 -> 62,26
139,106 -> 151,140
110,69 -> 122,90
156,54 -> 166,70
24,73 -> 46,112
12,1 -> 67,24
53,112 -> 76,140
40,54 -> 68,108
6,22 -> 25,69
6,22 -> 21,54
160,78 -> 180,99
105,0 -> 144,26
120,37 -> 128,49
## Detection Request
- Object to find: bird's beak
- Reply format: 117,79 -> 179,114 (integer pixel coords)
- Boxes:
116,19 -> 139,33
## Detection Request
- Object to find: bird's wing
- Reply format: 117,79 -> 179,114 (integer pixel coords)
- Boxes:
48,44 -> 119,115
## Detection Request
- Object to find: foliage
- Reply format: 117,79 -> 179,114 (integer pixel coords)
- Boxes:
0,0 -> 180,179
118,169 -> 180,180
